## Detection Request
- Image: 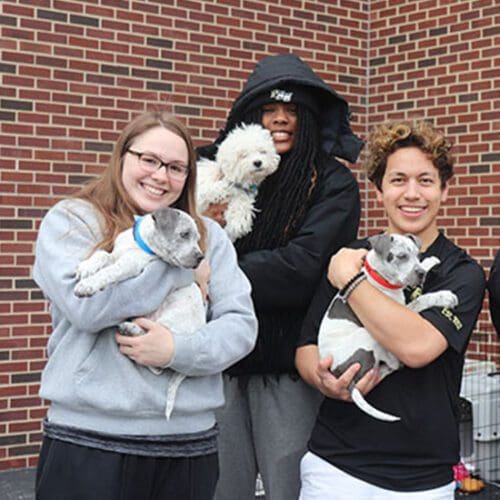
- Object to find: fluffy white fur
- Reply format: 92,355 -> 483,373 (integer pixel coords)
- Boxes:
196,123 -> 280,242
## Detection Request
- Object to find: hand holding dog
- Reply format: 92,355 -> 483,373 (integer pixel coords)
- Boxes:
327,247 -> 368,289
204,202 -> 228,227
316,355 -> 380,401
115,318 -> 174,368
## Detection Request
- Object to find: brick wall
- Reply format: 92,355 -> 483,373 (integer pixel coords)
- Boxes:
0,0 -> 497,470
365,0 -> 499,354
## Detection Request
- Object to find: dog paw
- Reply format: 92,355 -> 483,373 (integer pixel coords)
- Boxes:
118,321 -> 146,337
75,262 -> 93,280
407,290 -> 459,313
420,256 -> 440,272
74,279 -> 98,297
75,251 -> 111,280
437,291 -> 459,309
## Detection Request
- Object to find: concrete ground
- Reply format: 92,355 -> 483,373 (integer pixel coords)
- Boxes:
0,468 -> 35,500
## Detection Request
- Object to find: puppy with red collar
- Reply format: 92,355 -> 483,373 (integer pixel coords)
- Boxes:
318,233 -> 458,422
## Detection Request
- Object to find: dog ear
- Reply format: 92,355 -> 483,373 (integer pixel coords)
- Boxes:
152,207 -> 180,234
405,233 -> 422,250
368,233 -> 392,255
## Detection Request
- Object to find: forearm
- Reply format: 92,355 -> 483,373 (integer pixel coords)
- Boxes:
296,344 -> 378,400
295,345 -> 321,389
169,308 -> 257,376
347,281 -> 447,367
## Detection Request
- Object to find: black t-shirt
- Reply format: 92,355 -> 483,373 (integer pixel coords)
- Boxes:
298,232 -> 486,492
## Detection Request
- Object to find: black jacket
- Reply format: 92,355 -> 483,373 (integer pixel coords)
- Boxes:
233,155 -> 360,375
198,53 -> 362,376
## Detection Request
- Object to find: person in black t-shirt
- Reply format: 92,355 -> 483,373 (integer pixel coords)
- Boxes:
296,120 -> 486,499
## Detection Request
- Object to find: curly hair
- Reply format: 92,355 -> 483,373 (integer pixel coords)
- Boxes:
364,120 -> 454,190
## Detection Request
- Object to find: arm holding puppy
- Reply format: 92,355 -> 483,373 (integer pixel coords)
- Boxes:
116,258 -> 212,367
117,220 -> 257,375
327,247 -> 447,368
295,253 -> 381,402
296,346 -> 380,402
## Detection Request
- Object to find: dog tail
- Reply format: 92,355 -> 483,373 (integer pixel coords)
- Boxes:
165,372 -> 186,420
351,387 -> 401,422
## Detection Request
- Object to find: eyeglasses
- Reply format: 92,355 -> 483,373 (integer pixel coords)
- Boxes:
127,149 -> 190,180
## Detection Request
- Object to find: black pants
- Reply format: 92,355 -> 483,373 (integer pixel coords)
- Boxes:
36,437 -> 219,500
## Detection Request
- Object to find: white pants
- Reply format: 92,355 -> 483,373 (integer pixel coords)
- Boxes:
299,451 -> 455,500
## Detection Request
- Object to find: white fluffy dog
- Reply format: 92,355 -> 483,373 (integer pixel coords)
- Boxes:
196,123 -> 280,242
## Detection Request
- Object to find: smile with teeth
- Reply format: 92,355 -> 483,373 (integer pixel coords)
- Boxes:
271,131 -> 291,140
401,206 -> 425,213
142,183 -> 165,196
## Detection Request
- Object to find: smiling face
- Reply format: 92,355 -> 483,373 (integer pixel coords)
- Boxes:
121,126 -> 189,214
260,102 -> 298,154
376,146 -> 449,250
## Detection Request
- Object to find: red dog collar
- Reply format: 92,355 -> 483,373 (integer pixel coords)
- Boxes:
364,259 -> 403,290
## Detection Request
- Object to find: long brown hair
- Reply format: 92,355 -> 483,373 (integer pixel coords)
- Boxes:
75,111 -> 206,252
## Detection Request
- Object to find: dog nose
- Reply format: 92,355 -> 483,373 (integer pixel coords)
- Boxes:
253,160 -> 262,168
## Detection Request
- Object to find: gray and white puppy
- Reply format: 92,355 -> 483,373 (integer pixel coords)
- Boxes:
74,207 -> 203,297
318,233 -> 459,422
74,207 -> 206,419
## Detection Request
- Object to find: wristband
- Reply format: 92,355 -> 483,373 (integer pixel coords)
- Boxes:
338,271 -> 367,302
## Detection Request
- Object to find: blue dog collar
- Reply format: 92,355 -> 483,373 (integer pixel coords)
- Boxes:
234,182 -> 258,195
133,216 -> 156,256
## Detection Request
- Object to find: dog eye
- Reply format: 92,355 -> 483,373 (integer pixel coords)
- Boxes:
180,231 -> 190,239
397,253 -> 408,261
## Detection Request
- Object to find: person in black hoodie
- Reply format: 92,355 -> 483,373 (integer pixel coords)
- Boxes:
198,53 -> 363,500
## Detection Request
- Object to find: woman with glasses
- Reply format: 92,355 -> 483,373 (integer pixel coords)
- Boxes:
33,110 -> 257,500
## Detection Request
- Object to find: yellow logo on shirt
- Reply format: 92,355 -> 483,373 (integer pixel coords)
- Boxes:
408,287 -> 463,331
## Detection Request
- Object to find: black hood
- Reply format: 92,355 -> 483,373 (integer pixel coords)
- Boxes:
223,53 -> 363,163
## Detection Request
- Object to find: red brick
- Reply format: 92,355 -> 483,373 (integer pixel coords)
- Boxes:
0,0 -> 497,472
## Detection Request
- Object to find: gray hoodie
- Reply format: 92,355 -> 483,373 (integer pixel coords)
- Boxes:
33,199 -> 257,436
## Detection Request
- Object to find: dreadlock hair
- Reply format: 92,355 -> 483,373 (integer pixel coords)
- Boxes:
234,104 -> 321,255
